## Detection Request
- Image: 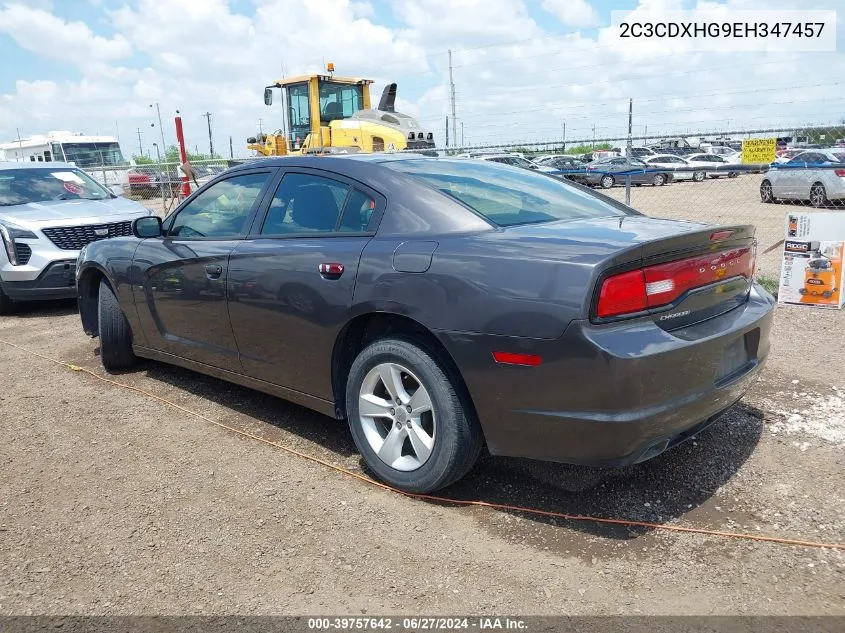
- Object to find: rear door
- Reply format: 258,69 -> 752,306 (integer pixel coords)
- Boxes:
227,168 -> 383,399
132,170 -> 275,368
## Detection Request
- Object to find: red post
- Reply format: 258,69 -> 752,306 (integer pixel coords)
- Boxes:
174,116 -> 190,199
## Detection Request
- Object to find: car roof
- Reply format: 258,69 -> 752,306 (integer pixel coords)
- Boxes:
0,161 -> 77,171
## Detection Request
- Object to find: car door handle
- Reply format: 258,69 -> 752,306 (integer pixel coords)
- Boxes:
205,264 -> 223,280
318,262 -> 344,280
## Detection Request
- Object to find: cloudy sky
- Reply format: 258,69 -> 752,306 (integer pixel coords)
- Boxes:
0,0 -> 843,159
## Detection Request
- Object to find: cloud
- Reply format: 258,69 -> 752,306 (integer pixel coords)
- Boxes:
1,0 -> 844,153
541,0 -> 601,27
0,3 -> 131,65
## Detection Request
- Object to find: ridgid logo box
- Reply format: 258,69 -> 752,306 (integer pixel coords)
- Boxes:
778,212 -> 845,309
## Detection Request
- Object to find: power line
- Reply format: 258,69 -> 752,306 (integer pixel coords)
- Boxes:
416,80 -> 845,124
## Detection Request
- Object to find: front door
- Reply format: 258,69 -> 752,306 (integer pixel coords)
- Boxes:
132,170 -> 275,368
227,169 -> 382,399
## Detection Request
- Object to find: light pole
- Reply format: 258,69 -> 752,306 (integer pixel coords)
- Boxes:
152,142 -> 165,202
149,102 -> 167,158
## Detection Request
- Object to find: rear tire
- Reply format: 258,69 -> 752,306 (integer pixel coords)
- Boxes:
760,180 -> 774,203
345,338 -> 482,493
693,171 -> 705,182
98,279 -> 136,372
0,282 -> 14,315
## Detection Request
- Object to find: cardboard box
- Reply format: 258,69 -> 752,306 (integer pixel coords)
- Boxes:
778,212 -> 845,309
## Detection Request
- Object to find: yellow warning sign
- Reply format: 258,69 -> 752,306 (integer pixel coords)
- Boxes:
742,138 -> 777,164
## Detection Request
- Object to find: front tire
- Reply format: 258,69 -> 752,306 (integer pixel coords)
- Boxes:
345,338 -> 482,493
760,180 -> 774,203
599,175 -> 614,189
98,279 -> 136,372
693,171 -> 705,182
652,173 -> 667,186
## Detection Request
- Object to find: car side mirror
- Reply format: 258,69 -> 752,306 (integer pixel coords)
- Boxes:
109,185 -> 125,196
264,87 -> 273,106
133,216 -> 162,238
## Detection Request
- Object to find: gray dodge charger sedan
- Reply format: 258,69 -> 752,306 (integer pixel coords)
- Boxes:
76,155 -> 774,493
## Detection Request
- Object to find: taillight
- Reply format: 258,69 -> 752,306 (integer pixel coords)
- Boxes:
596,269 -> 647,317
835,169 -> 845,177
596,247 -> 754,319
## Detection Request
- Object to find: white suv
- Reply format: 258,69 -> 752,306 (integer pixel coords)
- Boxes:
0,162 -> 153,313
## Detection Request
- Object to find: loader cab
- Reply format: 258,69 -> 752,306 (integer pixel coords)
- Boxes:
267,73 -> 373,150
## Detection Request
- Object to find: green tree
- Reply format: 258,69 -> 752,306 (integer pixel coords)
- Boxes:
565,142 -> 612,155
164,145 -> 221,163
132,154 -> 154,165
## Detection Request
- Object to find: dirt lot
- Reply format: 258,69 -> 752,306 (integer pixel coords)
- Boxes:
2,177 -> 844,617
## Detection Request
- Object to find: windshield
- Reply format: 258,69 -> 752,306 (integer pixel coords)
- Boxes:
0,168 -> 112,205
58,142 -> 126,168
387,159 -> 626,227
318,81 -> 364,123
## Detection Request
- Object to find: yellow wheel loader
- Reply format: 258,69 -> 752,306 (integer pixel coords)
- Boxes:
247,65 -> 435,156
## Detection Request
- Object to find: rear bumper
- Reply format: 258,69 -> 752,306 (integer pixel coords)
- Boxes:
437,282 -> 774,466
1,260 -> 77,300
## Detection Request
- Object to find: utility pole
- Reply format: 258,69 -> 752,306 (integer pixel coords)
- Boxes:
258,118 -> 263,134
229,135 -> 233,159
592,124 -> 596,149
448,49 -> 457,148
627,98 -> 633,156
136,128 -> 143,156
445,116 -> 449,149
461,121 -> 464,147
115,120 -> 120,143
562,121 -> 566,151
202,111 -> 214,156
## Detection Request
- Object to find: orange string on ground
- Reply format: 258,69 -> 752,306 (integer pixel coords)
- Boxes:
2,338 -> 843,552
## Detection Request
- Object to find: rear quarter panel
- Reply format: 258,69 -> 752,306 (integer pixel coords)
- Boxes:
353,235 -> 599,340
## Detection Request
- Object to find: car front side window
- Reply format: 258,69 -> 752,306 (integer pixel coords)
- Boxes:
168,172 -> 271,239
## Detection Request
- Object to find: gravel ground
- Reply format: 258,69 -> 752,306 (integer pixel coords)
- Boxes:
3,176 -> 844,616
1,301 -> 844,616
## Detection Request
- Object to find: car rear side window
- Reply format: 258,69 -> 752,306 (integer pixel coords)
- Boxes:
387,159 -> 625,227
261,172 -> 376,235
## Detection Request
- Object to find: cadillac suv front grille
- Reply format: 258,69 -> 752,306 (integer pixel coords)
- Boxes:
41,221 -> 133,250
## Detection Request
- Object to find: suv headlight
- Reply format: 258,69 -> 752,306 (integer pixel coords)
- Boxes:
0,221 -> 38,266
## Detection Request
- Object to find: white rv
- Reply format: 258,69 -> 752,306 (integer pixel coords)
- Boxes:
0,131 -> 130,186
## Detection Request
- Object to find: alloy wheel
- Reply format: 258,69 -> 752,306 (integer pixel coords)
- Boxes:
358,362 -> 436,472
810,184 -> 827,208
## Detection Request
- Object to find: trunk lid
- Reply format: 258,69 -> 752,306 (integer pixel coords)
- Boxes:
503,215 -> 756,329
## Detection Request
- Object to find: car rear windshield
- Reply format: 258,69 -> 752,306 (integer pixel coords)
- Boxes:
386,159 -> 626,227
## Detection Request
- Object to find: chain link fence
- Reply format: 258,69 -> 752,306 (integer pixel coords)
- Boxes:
81,125 -> 845,279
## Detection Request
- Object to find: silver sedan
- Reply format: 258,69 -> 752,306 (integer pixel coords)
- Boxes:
760,149 -> 845,207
